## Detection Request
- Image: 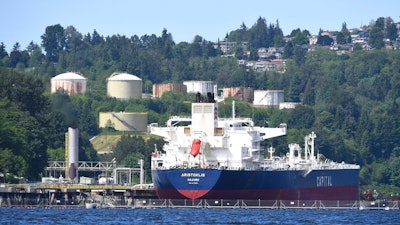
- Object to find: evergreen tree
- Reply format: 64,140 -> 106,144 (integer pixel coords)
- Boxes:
41,24 -> 66,62
226,22 -> 248,42
290,28 -> 310,46
385,17 -> 398,41
336,22 -> 352,44
317,35 -> 334,46
0,42 -> 9,66
161,28 -> 174,59
273,20 -> 285,47
9,42 -> 23,67
249,17 -> 268,48
369,17 -> 385,49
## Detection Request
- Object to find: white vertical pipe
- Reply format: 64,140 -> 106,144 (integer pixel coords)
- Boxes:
139,159 -> 144,186
68,127 -> 79,182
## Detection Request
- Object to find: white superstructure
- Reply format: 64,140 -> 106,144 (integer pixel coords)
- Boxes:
150,93 -> 287,171
150,94 -> 359,172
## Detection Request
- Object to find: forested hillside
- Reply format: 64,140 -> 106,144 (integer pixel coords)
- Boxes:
0,17 -> 399,194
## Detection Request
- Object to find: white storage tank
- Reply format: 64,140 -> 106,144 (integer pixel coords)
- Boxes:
107,72 -> 142,100
51,72 -> 87,94
183,80 -> 215,95
279,102 -> 301,109
253,90 -> 284,106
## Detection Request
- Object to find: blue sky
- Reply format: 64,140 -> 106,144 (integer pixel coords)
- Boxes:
1,0 -> 399,52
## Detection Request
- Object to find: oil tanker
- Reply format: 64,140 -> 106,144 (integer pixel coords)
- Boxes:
150,93 -> 360,200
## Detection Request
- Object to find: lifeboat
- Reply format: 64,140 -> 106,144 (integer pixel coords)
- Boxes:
190,139 -> 201,157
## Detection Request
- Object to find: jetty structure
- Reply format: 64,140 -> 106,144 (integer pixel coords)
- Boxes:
0,126 -> 155,208
1,183 -> 399,210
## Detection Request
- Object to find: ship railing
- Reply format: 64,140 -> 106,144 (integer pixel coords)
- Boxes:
218,117 -> 253,122
223,126 -> 252,131
154,163 -> 359,171
311,163 -> 360,170
165,116 -> 192,127
168,115 -> 191,120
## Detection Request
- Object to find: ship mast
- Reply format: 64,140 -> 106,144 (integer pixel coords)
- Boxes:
232,100 -> 235,119
304,132 -> 317,164
268,146 -> 275,159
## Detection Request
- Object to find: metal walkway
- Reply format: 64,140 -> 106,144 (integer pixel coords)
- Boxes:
44,161 -> 142,186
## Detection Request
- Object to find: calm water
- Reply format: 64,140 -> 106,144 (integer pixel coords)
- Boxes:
1,208 -> 398,225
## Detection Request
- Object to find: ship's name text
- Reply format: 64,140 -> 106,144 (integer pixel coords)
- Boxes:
181,173 -> 205,178
316,176 -> 332,187
182,173 -> 205,184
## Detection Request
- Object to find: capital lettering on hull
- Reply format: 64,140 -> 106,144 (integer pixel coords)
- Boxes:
316,176 -> 332,187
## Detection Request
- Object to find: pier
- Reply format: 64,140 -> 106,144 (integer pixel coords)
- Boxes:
1,159 -> 159,208
0,183 -> 157,208
0,183 -> 398,210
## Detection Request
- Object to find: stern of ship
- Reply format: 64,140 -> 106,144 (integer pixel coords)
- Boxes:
152,168 -> 222,199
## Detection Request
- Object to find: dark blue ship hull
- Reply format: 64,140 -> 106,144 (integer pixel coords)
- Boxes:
151,168 -> 360,200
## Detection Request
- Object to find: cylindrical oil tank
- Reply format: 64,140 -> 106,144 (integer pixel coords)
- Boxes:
223,87 -> 254,103
51,72 -> 87,94
107,72 -> 142,100
152,83 -> 187,98
279,102 -> 301,109
183,80 -> 215,95
67,127 -> 79,182
99,112 -> 148,132
253,90 -> 284,106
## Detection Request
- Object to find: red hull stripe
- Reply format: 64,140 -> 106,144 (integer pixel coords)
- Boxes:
178,190 -> 209,199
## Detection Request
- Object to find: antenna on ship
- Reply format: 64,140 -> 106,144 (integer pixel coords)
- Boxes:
232,100 -> 235,119
309,132 -> 316,161
268,146 -> 275,159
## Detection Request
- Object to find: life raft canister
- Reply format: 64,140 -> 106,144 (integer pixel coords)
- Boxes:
190,139 -> 201,157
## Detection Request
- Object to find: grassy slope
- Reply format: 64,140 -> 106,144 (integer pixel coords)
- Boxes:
90,132 -> 159,153
90,134 -> 121,153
